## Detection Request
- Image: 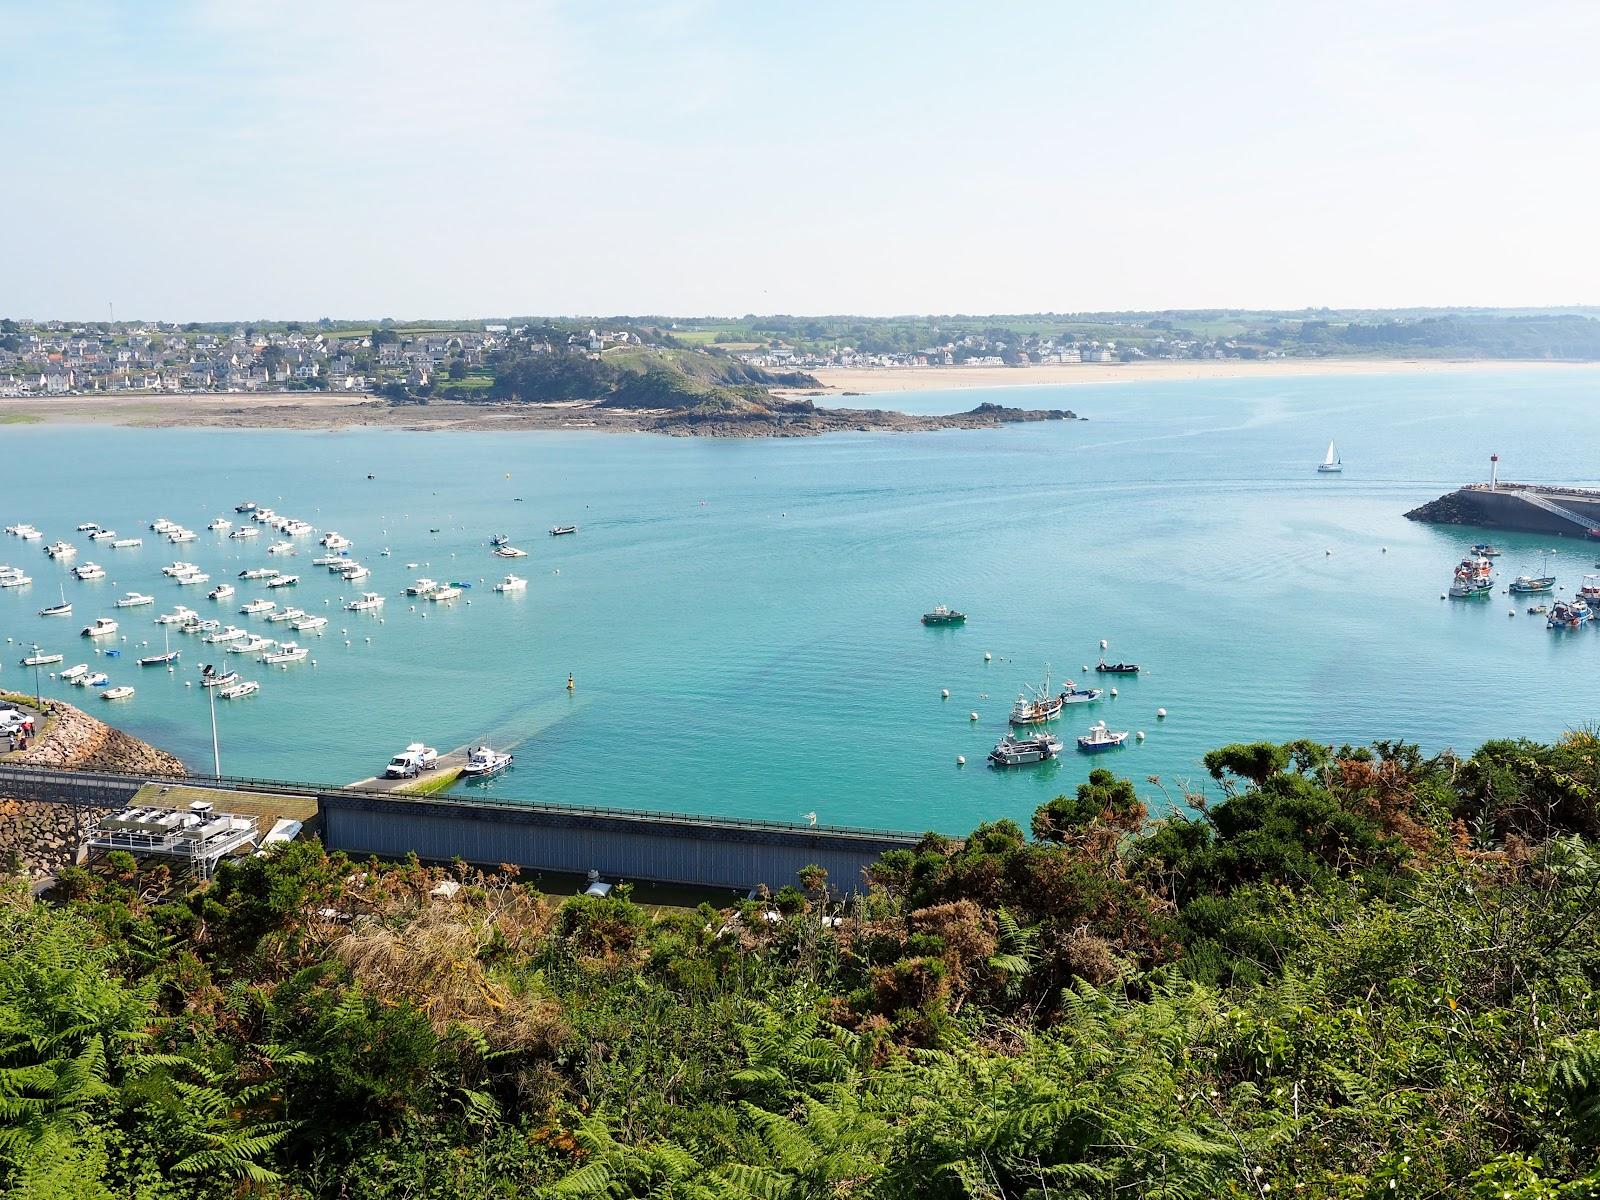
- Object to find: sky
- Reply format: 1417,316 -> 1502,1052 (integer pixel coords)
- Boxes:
3,0 -> 1599,320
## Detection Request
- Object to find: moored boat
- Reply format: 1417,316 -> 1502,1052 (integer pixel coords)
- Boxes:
1077,720 -> 1130,753
218,679 -> 260,699
291,615 -> 328,631
1095,659 -> 1140,674
345,592 -> 384,611
113,592 -> 154,608
59,664 -> 88,681
1548,599 -> 1590,630
239,566 -> 278,580
72,562 -> 106,580
265,574 -> 299,588
429,585 -> 463,601
461,745 -> 513,777
921,603 -> 966,626
494,573 -> 527,592
208,583 -> 236,600
240,598 -> 276,615
988,732 -> 1064,767
100,686 -> 135,701
81,617 -> 118,638
549,525 -> 578,537
261,642 -> 308,665
264,607 -> 304,624
45,541 -> 77,559
229,526 -> 260,540
155,606 -> 198,625
138,650 -> 180,666
493,545 -> 528,558
199,666 -> 240,688
20,651 -> 64,667
110,537 -> 142,548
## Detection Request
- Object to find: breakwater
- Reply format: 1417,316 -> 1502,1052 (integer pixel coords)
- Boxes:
1406,483 -> 1600,538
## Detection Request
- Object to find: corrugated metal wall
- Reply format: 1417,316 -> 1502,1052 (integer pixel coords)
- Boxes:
320,793 -> 918,893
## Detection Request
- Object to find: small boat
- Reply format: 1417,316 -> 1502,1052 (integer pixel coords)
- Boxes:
988,732 -> 1064,767
283,521 -> 314,537
167,528 -> 197,543
1471,543 -> 1502,558
155,606 -> 197,625
265,574 -> 299,588
251,508 -> 276,522
321,532 -> 352,550
1578,574 -> 1600,611
150,518 -> 178,532
175,571 -> 210,586
38,592 -> 72,617
208,517 -> 232,532
345,592 -> 384,612
235,501 -> 258,513
1548,600 -> 1590,630
1095,660 -> 1141,674
1509,574 -> 1556,594
312,553 -> 349,566
15,526 -> 42,541
339,564 -> 371,582
208,584 -> 236,600
138,650 -> 180,666
60,664 -> 88,681
1009,667 -> 1064,726
72,562 -> 107,581
267,541 -> 297,555
199,667 -> 240,688
461,745 -> 514,777
228,635 -> 274,654
549,525 -> 578,537
229,527 -> 260,540
202,626 -> 247,644
429,585 -> 463,601
78,671 -> 109,688
100,686 -> 135,701
921,604 -> 966,626
489,534 -> 511,547
81,617 -> 118,638
76,522 -> 101,533
45,541 -> 77,559
265,607 -> 304,624
162,561 -> 199,577
1316,439 -> 1343,473
291,615 -> 328,631
218,679 -> 260,699
240,598 -> 276,615
1077,720 -> 1130,753
1061,681 -> 1103,704
1527,603 -> 1550,615
20,651 -> 64,667
261,642 -> 308,665
239,567 -> 279,580
493,545 -> 528,558
113,592 -> 154,608
494,574 -> 527,593
88,529 -> 116,541
181,617 -> 221,635
1448,557 -> 1494,599
405,578 -> 438,596
110,538 -> 142,548
0,572 -> 32,588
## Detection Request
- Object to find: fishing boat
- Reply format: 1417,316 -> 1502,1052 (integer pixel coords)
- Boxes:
429,584 -> 463,601
155,606 -> 197,625
72,562 -> 107,581
988,732 -> 1065,767
494,573 -> 527,593
208,517 -> 232,532
1077,720 -> 1130,753
208,584 -> 235,601
493,545 -> 528,558
265,574 -> 299,589
1316,440 -> 1343,473
202,626 -> 247,644
1509,553 -> 1556,594
100,686 -> 135,701
1579,574 -> 1600,611
1095,659 -> 1140,674
218,680 -> 260,699
291,615 -> 328,631
113,592 -> 154,608
199,666 -> 239,688
1448,557 -> 1494,599
88,529 -> 116,541
111,538 -> 142,548
229,635 -> 274,654
59,664 -> 88,682
81,617 -> 118,639
345,592 -> 384,611
45,541 -> 77,559
265,607 -> 304,624
549,525 -> 578,537
240,598 -> 276,615
229,526 -> 260,540
1009,667 -> 1065,726
1547,600 -> 1590,630
461,745 -> 514,777
921,604 -> 966,626
235,501 -> 258,513
261,643 -> 308,665
239,567 -> 279,580
1471,543 -> 1502,558
20,651 -> 64,667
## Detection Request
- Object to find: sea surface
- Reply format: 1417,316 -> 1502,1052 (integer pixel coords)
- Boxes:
4,367 -> 1600,834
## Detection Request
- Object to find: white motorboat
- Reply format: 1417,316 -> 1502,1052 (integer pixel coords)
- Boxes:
208,584 -> 236,600
20,651 -> 64,667
267,541 -> 297,555
162,561 -> 199,577
202,625 -> 247,644
45,541 -> 77,559
492,545 -> 528,558
81,617 -> 118,638
429,585 -> 462,601
76,522 -> 101,533
264,607 -> 304,624
72,562 -> 107,581
175,571 -> 210,585
239,567 -> 279,580
240,598 -> 276,615
235,501 -> 258,513
341,565 -> 371,582
283,520 -> 314,537
494,574 -> 527,592
405,578 -> 438,596
110,538 -> 142,548
291,615 -> 328,631
59,663 -> 89,681
261,642 -> 308,665
101,686 -> 135,701
78,671 -> 109,688
988,732 -> 1064,767
1076,720 -> 1131,753
181,618 -> 221,635
321,532 -> 352,550
199,667 -> 239,688
265,574 -> 299,589
218,680 -> 260,699
113,592 -> 154,608
461,745 -> 513,777
208,517 -> 232,532
155,606 -> 197,625
0,572 -> 32,588
229,635 -> 274,654
15,526 -> 42,541
229,526 -> 260,539
150,518 -> 178,533
88,529 -> 116,541
312,554 -> 348,566
167,528 -> 197,543
345,592 -> 384,612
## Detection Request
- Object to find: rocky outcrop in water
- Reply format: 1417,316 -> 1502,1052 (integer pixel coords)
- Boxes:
1404,491 -> 1479,525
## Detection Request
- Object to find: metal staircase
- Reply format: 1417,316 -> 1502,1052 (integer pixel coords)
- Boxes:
1513,489 -> 1600,536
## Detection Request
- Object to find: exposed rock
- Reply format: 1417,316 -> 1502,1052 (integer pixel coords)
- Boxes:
1404,492 -> 1478,525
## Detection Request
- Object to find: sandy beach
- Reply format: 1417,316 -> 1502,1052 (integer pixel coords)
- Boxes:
804,357 -> 1596,395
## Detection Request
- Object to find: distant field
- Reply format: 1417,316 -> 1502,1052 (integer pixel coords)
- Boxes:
0,413 -> 43,424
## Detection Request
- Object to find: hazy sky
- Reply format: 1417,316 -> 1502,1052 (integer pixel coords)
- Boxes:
5,0 -> 1598,319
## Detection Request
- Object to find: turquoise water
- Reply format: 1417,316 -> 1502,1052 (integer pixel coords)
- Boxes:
4,367 -> 1600,834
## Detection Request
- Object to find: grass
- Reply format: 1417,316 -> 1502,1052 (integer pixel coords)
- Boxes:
394,766 -> 464,796
0,414 -> 42,425
130,783 -> 319,824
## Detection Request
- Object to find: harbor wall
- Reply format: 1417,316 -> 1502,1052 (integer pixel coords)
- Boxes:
317,791 -> 917,894
1406,485 -> 1600,537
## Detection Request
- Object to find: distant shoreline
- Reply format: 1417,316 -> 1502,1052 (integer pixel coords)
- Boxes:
0,357 -> 1592,434
791,356 -> 1597,395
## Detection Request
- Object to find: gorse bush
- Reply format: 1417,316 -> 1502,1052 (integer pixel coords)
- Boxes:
4,734 -> 1600,1197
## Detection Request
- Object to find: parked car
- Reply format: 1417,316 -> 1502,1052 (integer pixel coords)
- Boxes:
382,743 -> 439,779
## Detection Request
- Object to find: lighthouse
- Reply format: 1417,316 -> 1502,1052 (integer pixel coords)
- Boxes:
1489,453 -> 1499,491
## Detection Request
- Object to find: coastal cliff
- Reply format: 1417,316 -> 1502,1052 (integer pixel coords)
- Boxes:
0,695 -> 185,877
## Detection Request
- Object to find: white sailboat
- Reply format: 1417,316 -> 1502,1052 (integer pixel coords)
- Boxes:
1317,439 -> 1343,473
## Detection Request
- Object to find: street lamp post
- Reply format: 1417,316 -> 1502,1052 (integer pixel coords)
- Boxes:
29,644 -> 42,707
207,672 -> 221,779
